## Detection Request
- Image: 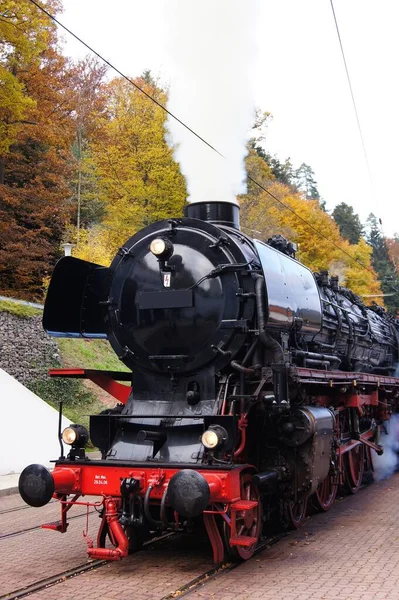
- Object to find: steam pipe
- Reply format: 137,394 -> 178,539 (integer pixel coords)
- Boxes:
88,498 -> 129,560
252,274 -> 284,362
304,359 -> 331,369
231,361 -> 260,374
230,339 -> 260,374
234,414 -> 248,457
293,349 -> 341,366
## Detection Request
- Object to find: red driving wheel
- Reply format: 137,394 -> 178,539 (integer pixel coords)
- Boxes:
314,474 -> 337,511
344,444 -> 365,494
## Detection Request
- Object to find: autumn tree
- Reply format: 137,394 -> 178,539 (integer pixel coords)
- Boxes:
68,56 -> 109,235
0,0 -> 60,164
74,76 -> 187,260
0,39 -> 76,298
386,235 -> 399,274
341,238 -> 383,304
332,202 -> 363,244
240,150 -> 296,241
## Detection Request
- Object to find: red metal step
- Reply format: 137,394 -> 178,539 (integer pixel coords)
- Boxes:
230,535 -> 258,548
230,500 -> 258,511
42,521 -> 67,532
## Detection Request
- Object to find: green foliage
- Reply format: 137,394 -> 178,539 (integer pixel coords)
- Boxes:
250,116 -> 322,206
27,375 -> 102,431
252,144 -> 296,187
366,213 -> 399,313
332,202 -> 364,244
51,338 -> 129,427
294,163 -> 320,201
0,299 -> 42,318
27,338 -> 127,430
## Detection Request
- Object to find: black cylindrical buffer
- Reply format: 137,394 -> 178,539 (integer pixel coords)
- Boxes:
184,201 -> 240,230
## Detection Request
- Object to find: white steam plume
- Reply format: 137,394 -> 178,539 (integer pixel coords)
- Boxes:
162,0 -> 259,204
372,414 -> 399,481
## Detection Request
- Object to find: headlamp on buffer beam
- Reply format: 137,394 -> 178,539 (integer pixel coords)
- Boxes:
201,425 -> 228,450
149,237 -> 174,260
62,424 -> 89,448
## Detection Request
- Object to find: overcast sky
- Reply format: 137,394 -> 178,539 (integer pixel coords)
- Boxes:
59,0 -> 399,236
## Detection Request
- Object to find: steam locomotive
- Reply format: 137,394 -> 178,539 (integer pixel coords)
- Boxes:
19,201 -> 399,562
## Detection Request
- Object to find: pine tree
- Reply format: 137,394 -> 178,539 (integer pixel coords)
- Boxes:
366,214 -> 399,313
332,202 -> 364,244
295,163 -> 320,200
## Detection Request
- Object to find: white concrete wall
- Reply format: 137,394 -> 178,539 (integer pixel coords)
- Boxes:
0,369 -> 71,475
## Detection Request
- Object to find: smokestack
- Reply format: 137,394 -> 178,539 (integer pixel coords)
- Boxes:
184,201 -> 240,230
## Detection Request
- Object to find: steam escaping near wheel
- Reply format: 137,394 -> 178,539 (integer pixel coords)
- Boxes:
162,0 -> 259,204
372,414 -> 399,481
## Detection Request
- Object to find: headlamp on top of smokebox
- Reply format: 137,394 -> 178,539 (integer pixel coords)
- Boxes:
201,425 -> 228,450
62,424 -> 89,448
149,237 -> 174,260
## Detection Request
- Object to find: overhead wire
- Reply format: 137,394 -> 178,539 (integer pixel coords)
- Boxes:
329,0 -> 375,197
27,0 -> 223,159
28,0 -> 397,292
329,0 -> 398,293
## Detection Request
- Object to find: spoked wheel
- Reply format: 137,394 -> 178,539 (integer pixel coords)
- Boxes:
362,446 -> 374,485
223,473 -> 262,561
344,444 -> 365,494
314,474 -> 338,512
284,495 -> 308,529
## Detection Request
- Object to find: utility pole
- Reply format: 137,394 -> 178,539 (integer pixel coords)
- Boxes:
76,125 -> 82,244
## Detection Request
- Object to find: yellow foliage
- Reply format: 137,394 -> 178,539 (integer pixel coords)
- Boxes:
340,238 -> 383,306
72,227 -> 114,267
0,0 -> 60,153
240,157 -> 382,303
89,77 -> 187,250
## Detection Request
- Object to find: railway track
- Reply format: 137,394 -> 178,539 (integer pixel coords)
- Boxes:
0,559 -> 107,600
0,483 -> 364,600
0,501 -> 55,517
160,532 -> 288,600
0,531 -> 177,600
0,511 -> 95,541
0,527 -> 286,600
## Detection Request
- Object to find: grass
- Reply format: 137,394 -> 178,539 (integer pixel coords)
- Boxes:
3,303 -> 131,445
44,338 -> 131,434
57,337 -> 130,372
0,299 -> 42,318
28,376 -> 105,433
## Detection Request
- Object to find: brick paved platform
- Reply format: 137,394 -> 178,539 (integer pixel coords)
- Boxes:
186,474 -> 399,600
1,474 -> 399,600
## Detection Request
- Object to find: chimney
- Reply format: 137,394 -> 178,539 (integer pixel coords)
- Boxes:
184,201 -> 240,230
